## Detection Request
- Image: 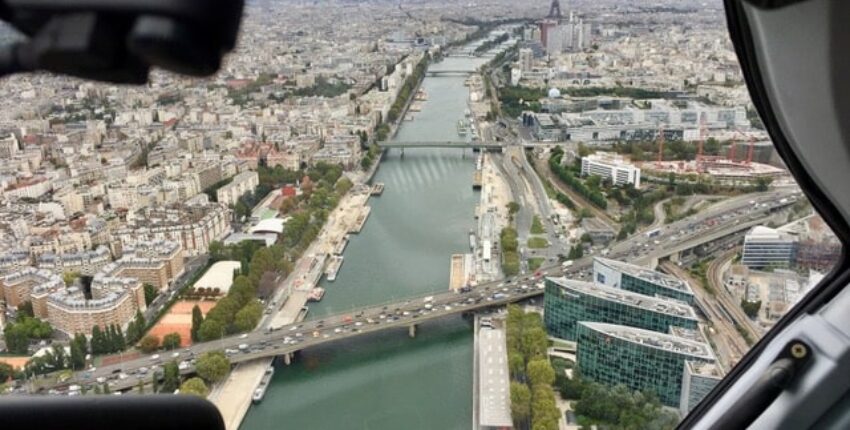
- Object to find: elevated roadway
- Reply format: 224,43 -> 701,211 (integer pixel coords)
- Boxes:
55,190 -> 800,392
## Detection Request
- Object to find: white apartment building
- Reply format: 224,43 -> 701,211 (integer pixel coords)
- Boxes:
581,152 -> 641,188
216,171 -> 259,206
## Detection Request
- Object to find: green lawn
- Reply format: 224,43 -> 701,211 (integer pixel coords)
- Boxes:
528,257 -> 545,271
531,215 -> 545,234
527,237 -> 549,249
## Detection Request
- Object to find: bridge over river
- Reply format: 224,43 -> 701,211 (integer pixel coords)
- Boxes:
376,140 -> 503,149
56,191 -> 797,392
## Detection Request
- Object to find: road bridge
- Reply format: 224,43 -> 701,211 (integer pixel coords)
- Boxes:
55,191 -> 800,392
426,70 -> 476,76
376,140 -> 504,149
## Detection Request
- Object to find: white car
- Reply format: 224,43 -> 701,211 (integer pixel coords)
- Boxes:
150,354 -> 160,361
240,333 -> 248,339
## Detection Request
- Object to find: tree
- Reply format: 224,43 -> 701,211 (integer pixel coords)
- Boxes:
198,319 -> 225,342
179,377 -> 209,397
510,382 -> 532,425
162,333 -> 182,351
139,335 -> 160,353
17,301 -> 34,318
507,201 -> 520,216
143,284 -> 158,306
3,324 -> 30,354
191,304 -> 204,342
527,358 -> 556,387
508,352 -> 525,378
91,325 -> 106,355
70,334 -> 87,370
161,361 -> 180,393
741,299 -> 762,319
234,300 -> 263,332
0,362 -> 14,382
195,352 -> 230,384
62,271 -> 80,287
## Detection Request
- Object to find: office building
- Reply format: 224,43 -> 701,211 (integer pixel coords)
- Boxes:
741,226 -> 797,268
544,277 -> 698,341
581,153 -> 641,188
679,359 -> 722,416
576,322 -> 715,407
593,257 -> 695,305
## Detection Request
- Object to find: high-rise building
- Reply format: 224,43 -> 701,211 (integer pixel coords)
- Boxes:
593,257 -> 695,305
581,153 -> 642,188
519,48 -> 533,72
742,226 -> 798,268
576,322 -> 715,407
679,358 -> 723,416
544,277 -> 699,341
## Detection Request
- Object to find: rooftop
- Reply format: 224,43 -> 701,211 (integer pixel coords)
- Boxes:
548,277 -> 697,320
685,360 -> 723,379
579,321 -> 715,360
194,261 -> 241,293
478,325 -> 513,428
595,257 -> 693,295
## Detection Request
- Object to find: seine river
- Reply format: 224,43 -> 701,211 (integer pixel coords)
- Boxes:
241,53 -> 490,430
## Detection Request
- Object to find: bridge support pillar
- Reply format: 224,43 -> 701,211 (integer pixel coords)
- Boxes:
408,324 -> 417,338
669,252 -> 680,264
283,353 -> 292,366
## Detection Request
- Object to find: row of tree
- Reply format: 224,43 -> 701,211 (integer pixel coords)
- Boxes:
384,55 -> 429,126
549,150 -> 608,210
500,226 -> 520,277
505,305 -> 561,430
90,324 -> 126,355
556,367 -> 679,429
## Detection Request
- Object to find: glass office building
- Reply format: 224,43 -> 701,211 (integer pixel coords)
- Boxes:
593,257 -> 695,305
576,322 -> 715,407
544,277 -> 699,341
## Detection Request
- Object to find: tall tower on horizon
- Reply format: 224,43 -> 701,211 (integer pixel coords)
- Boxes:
548,0 -> 563,20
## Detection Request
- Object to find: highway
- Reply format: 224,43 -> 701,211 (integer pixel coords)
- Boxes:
45,188 -> 799,394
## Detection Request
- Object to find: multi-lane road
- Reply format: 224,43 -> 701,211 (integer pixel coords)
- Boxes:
41,188 -> 799,394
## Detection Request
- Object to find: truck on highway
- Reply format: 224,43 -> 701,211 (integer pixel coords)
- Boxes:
238,344 -> 249,351
561,260 -> 574,268
424,296 -> 434,303
646,228 -> 661,238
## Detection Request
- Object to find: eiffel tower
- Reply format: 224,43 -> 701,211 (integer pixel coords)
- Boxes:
547,0 -> 563,19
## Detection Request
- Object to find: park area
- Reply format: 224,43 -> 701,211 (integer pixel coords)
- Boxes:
148,300 -> 217,348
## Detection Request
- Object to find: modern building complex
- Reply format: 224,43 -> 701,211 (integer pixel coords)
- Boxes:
575,322 -> 715,407
216,171 -> 259,206
580,153 -> 641,188
543,277 -> 698,341
593,257 -> 695,305
741,226 -> 797,269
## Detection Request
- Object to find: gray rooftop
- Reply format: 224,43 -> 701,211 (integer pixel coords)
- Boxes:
478,326 -> 513,428
595,257 -> 694,295
549,277 -> 697,320
579,321 -> 715,360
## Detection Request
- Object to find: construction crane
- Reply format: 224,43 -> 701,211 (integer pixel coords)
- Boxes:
746,134 -> 756,164
696,116 -> 707,172
656,124 -> 665,165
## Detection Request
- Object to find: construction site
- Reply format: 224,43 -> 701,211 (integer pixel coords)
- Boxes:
639,124 -> 787,184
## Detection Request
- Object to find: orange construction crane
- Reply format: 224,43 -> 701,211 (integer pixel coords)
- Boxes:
746,135 -> 756,164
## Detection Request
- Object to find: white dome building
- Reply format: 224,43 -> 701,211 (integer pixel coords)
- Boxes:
547,87 -> 562,98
